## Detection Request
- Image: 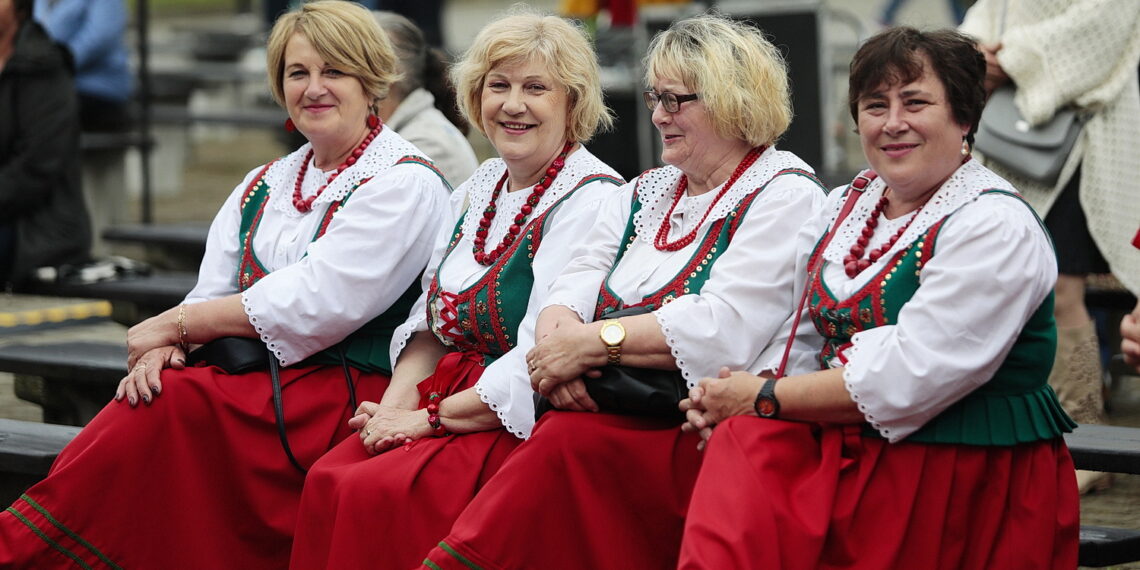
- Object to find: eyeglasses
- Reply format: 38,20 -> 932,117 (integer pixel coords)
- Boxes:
643,91 -> 699,113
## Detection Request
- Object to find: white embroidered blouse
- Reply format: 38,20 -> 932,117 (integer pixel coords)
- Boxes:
544,147 -> 827,398
388,147 -> 623,438
185,128 -> 451,366
807,159 -> 1057,442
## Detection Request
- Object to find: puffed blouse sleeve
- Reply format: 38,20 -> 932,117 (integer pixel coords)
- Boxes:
842,194 -> 1056,442
655,174 -> 827,386
389,181 -> 472,363
476,177 -> 622,438
243,165 -> 449,365
542,180 -> 635,321
183,166 -> 259,304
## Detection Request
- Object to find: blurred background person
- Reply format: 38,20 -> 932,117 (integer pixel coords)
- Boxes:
961,0 -> 1140,494
34,0 -> 133,132
0,0 -> 92,289
373,10 -> 477,188
0,2 -> 449,567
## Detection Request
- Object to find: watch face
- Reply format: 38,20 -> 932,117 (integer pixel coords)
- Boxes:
757,398 -> 777,417
600,323 -> 624,345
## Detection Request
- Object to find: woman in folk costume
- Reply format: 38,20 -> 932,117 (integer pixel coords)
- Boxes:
423,14 -> 827,570
959,0 -> 1140,494
0,2 -> 450,567
678,27 -> 1078,569
289,9 -> 623,570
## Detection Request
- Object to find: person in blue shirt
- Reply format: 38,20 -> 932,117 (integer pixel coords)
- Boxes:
34,0 -> 133,132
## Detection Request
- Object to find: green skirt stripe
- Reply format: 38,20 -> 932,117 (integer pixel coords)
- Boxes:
423,559 -> 443,570
6,505 -> 93,569
15,494 -> 122,569
438,540 -> 483,569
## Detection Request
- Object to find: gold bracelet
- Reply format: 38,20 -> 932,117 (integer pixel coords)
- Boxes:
177,304 -> 189,353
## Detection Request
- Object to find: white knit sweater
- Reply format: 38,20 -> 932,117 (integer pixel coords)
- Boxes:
961,0 -> 1140,292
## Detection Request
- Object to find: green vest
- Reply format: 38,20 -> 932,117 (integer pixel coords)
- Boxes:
596,169 -> 821,317
429,173 -> 622,366
808,189 -> 1075,445
234,158 -> 436,374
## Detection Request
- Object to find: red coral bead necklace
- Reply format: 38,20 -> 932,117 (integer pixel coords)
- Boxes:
842,155 -> 969,277
842,192 -> 923,278
654,145 -> 765,252
292,116 -> 382,213
472,140 -> 574,266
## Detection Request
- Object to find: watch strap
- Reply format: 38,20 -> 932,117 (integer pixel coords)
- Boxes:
753,378 -> 780,418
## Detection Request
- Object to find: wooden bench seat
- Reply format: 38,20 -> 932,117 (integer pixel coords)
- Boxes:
29,272 -> 197,325
0,341 -> 126,426
103,223 -> 209,270
0,419 -> 79,504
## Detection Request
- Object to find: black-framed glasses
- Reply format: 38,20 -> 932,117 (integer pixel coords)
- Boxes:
643,91 -> 699,113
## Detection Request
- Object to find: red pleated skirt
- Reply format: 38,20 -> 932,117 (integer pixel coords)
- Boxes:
0,362 -> 387,569
423,410 -> 703,570
290,351 -> 522,570
678,417 -> 1080,570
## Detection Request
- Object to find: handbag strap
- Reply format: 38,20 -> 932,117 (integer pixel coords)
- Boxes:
774,170 -> 876,378
269,354 -> 307,474
338,344 -> 358,412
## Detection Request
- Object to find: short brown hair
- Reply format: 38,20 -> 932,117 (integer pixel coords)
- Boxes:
266,0 -> 400,115
848,27 -> 986,143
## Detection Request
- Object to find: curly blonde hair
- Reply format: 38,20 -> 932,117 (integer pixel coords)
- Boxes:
645,14 -> 792,147
451,6 -> 613,142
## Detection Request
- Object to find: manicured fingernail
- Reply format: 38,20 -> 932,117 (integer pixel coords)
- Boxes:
150,385 -> 160,395
142,394 -> 151,404
129,396 -> 137,406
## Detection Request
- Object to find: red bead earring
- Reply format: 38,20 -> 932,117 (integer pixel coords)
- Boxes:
367,114 -> 380,129
284,118 -> 296,132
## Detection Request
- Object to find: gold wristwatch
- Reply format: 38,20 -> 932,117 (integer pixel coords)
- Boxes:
599,320 -> 626,365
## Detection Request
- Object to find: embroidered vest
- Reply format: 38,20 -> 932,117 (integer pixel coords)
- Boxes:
595,169 -> 818,318
807,188 -> 1075,445
235,157 -> 437,374
427,173 -> 622,364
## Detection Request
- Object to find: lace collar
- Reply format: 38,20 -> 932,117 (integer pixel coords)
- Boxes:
263,127 -> 422,218
459,146 -> 617,239
822,159 -> 1017,264
631,147 -> 810,247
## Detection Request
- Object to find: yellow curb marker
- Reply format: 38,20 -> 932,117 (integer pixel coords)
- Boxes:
0,301 -> 112,328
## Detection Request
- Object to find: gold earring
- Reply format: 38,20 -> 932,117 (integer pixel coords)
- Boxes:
961,139 -> 970,156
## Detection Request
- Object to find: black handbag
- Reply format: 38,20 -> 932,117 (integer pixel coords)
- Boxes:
187,336 -> 269,374
188,337 -> 359,474
533,306 -> 687,423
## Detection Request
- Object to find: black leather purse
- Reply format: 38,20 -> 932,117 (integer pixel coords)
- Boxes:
187,336 -> 269,374
188,337 -> 358,473
533,306 -> 687,423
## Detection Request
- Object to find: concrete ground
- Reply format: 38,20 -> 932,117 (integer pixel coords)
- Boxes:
2,1 -> 1138,568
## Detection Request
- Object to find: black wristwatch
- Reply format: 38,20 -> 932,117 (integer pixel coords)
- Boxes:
753,378 -> 780,418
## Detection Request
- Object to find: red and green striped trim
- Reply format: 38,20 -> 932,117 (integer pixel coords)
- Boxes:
7,494 -> 122,569
423,540 -> 483,570
397,155 -> 453,191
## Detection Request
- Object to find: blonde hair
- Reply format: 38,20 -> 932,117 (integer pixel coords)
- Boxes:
266,0 -> 400,114
645,14 -> 792,147
451,6 -> 613,142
